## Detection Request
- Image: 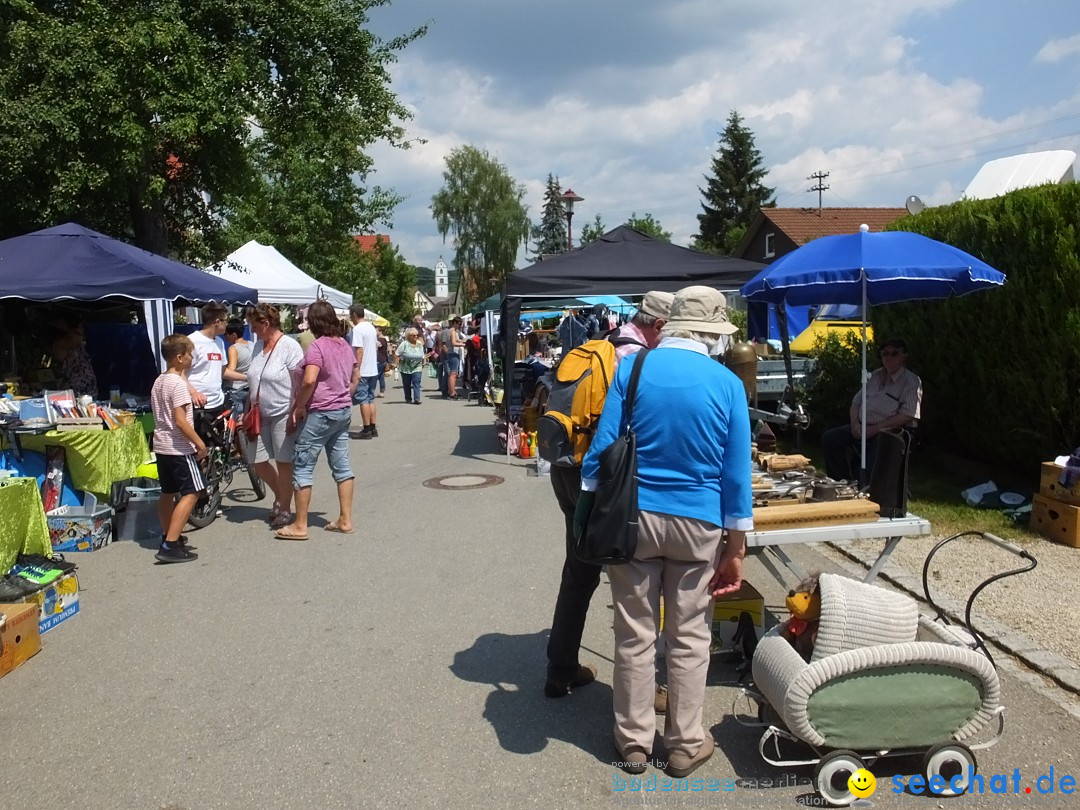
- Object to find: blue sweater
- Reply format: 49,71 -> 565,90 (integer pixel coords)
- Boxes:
581,339 -> 754,531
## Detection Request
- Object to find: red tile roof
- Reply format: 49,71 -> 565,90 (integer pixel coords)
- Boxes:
353,234 -> 391,252
760,208 -> 907,245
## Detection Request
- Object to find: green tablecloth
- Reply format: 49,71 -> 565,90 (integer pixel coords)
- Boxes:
0,478 -> 51,572
13,423 -> 152,499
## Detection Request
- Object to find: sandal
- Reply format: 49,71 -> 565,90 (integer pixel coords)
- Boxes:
270,511 -> 294,530
267,503 -> 283,524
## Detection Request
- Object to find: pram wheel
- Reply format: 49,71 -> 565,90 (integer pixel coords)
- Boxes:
814,749 -> 864,806
921,742 -> 976,797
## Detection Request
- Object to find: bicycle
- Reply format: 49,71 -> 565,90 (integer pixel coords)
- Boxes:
188,406 -> 266,529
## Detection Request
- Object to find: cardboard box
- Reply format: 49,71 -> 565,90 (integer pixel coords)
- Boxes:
47,493 -> 114,552
660,580 -> 765,655
0,603 -> 42,678
1031,494 -> 1080,547
20,573 -> 80,634
1040,463 -> 1080,507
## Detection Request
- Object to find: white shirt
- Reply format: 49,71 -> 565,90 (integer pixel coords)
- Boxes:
247,335 -> 304,417
351,320 -> 379,377
188,330 -> 226,409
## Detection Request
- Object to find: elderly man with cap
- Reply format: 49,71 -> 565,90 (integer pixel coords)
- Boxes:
575,285 -> 753,778
544,290 -> 673,700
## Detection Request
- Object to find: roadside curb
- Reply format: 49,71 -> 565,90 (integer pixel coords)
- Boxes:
826,541 -> 1080,697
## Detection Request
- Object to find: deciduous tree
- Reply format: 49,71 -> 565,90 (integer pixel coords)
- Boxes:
579,214 -> 606,246
626,212 -> 672,242
696,110 -> 775,254
431,145 -> 530,302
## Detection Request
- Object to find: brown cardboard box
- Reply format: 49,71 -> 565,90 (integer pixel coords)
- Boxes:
660,580 -> 766,654
1040,463 -> 1080,507
1031,494 -> 1080,547
0,603 -> 42,678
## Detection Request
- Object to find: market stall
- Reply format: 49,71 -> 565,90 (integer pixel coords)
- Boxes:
205,240 -> 352,309
11,422 -> 150,499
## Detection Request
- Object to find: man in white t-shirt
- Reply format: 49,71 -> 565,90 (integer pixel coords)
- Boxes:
349,303 -> 380,438
186,304 -> 228,442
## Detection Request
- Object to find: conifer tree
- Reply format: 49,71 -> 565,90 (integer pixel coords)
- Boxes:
696,110 -> 775,254
531,174 -> 568,256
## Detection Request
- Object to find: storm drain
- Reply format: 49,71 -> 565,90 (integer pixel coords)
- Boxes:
422,474 -> 504,491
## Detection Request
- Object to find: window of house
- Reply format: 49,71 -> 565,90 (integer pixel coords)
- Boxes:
764,232 -> 776,258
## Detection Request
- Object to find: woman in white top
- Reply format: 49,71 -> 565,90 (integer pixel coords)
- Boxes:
224,319 -> 252,415
246,304 -> 305,529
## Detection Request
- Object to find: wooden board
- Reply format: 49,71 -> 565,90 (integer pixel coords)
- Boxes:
752,498 -> 880,531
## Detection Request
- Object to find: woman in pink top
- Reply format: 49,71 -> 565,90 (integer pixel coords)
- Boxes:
275,300 -> 359,540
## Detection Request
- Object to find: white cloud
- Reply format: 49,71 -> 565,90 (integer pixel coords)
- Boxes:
361,1 -> 1078,267
1036,33 -> 1080,63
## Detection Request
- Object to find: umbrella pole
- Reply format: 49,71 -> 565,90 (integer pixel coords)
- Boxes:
860,272 -> 868,486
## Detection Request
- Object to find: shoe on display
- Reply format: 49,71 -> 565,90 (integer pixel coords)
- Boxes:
18,553 -> 77,574
11,561 -> 64,586
0,574 -> 40,600
155,543 -> 198,564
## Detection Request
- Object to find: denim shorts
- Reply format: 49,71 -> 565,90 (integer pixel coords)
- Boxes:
444,352 -> 462,373
292,408 -> 353,488
353,376 -> 378,405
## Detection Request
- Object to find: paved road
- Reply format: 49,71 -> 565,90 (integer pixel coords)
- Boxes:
2,377 -> 1079,809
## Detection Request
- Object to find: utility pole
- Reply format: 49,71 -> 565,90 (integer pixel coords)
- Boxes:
807,170 -> 830,214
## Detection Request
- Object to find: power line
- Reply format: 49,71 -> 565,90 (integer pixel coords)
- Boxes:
807,170 -> 830,213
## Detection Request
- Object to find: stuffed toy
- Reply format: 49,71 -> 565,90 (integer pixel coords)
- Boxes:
780,574 -> 821,662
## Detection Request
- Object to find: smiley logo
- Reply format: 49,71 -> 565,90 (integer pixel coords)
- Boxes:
848,768 -> 876,798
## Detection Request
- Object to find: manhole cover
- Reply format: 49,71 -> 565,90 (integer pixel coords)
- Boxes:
422,474 -> 504,491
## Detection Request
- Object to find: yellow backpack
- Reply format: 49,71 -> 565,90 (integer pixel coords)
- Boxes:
537,338 -> 626,467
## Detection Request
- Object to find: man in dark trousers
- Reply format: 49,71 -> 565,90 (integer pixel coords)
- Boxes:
545,290 -> 672,698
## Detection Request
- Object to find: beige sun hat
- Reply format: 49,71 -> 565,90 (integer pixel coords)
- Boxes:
667,286 -> 738,335
638,290 -> 675,319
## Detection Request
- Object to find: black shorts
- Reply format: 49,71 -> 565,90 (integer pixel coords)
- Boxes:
157,453 -> 206,496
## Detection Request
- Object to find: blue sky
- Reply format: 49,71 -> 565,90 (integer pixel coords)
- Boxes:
363,0 -> 1080,268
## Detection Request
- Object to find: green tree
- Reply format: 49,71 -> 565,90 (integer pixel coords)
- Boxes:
626,212 -> 672,242
531,174 -> 567,256
0,0 -> 423,263
579,213 -> 606,246
431,145 -> 531,301
696,110 -> 775,254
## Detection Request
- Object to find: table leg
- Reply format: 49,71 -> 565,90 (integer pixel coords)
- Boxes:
862,536 -> 902,583
761,545 -> 807,586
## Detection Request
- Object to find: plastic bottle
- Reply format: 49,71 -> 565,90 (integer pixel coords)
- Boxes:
529,432 -> 538,458
519,429 -> 530,458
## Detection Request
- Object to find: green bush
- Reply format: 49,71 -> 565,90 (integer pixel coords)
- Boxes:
803,331 -> 874,439
877,183 -> 1080,468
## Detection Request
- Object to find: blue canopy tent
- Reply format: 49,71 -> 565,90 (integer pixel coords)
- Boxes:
0,222 -> 259,377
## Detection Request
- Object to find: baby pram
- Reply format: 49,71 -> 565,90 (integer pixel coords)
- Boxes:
736,531 -> 1037,807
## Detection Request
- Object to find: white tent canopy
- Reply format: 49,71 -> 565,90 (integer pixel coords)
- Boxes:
205,240 -> 352,309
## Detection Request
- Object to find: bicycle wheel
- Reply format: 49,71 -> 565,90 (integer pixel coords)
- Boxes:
236,432 -> 267,501
187,480 -> 222,529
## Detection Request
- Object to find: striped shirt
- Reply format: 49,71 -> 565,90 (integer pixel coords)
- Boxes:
151,372 -> 196,455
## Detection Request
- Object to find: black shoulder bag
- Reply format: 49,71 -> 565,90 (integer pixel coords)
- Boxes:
573,349 -> 649,565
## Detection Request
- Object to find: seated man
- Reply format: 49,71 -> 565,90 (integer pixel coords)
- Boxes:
821,338 -> 922,483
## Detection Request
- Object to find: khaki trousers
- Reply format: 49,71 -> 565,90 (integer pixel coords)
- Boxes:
608,510 -> 722,755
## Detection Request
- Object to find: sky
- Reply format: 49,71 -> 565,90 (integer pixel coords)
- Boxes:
362,0 -> 1080,270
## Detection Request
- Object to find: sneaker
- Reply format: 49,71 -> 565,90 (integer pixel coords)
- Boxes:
368,427 -> 378,438
161,534 -> 196,551
0,574 -> 40,600
665,734 -> 715,778
155,542 -> 198,564
18,553 -> 77,574
544,663 -> 597,698
11,561 -> 64,586
357,429 -> 374,440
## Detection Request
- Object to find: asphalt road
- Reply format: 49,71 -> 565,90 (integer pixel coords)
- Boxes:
2,376 -> 1079,810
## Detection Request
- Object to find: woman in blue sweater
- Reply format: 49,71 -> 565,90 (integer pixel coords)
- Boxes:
576,286 -> 753,779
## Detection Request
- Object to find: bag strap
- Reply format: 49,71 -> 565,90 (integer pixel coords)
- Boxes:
252,335 -> 282,408
620,349 -> 650,431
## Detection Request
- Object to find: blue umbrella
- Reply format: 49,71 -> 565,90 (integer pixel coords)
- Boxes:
0,222 -> 259,303
740,225 -> 1005,477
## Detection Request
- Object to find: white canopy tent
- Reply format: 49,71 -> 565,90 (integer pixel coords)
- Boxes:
206,240 -> 352,309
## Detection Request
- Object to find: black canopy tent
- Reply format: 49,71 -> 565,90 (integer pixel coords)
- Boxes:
503,225 -> 765,298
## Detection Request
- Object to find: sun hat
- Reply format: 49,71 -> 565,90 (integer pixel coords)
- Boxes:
667,286 -> 738,335
639,290 -> 675,320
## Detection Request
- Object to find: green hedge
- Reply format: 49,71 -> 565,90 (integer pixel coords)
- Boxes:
874,183 -> 1080,468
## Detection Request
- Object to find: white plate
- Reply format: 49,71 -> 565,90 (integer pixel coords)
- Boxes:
999,492 -> 1025,506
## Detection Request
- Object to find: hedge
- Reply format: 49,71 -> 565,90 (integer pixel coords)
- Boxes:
873,183 -> 1080,468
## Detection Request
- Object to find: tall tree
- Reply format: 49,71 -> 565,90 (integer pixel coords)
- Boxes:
0,0 -> 424,263
626,212 -> 672,242
431,145 -> 531,302
696,110 -> 775,254
579,213 -> 606,246
531,174 -> 567,256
